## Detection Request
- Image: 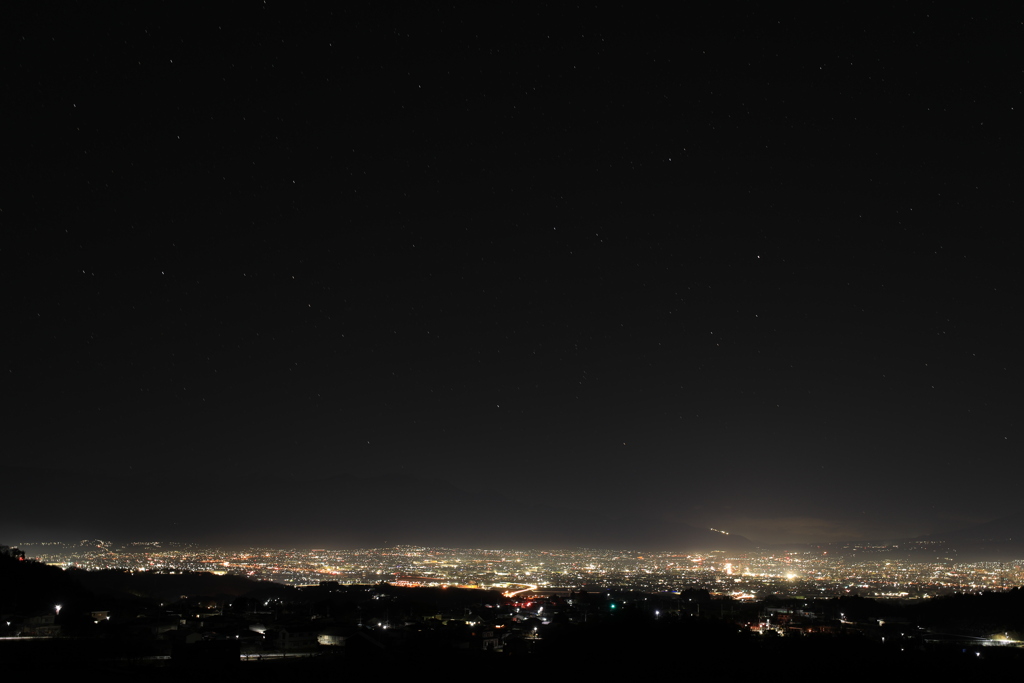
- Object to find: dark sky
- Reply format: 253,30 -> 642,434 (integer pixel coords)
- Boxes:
4,5 -> 1021,546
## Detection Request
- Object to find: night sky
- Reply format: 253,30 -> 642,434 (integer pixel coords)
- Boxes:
5,5 -> 1021,547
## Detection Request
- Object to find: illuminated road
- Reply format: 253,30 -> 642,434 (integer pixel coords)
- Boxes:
502,583 -> 539,597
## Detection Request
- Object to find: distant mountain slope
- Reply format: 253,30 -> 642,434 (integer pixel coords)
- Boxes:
915,513 -> 1024,561
1,465 -> 754,551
